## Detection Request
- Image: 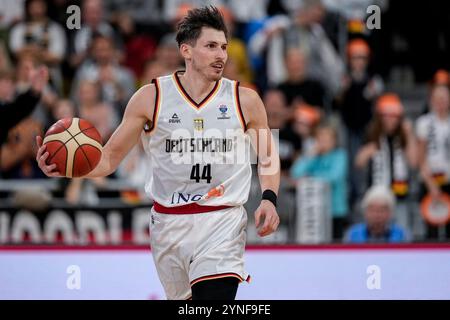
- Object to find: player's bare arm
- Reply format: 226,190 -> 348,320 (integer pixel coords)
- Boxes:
36,84 -> 156,178
240,86 -> 281,237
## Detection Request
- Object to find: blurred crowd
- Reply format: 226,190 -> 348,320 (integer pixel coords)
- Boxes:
1,0 -> 450,243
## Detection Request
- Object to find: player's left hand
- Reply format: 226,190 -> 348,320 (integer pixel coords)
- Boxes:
255,200 -> 280,237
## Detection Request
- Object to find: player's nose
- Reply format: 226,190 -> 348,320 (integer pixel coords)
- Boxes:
216,48 -> 227,61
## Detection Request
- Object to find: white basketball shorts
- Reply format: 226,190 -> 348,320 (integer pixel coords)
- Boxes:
149,205 -> 250,300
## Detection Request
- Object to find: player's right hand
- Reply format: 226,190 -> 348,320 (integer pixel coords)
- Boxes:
35,136 -> 62,177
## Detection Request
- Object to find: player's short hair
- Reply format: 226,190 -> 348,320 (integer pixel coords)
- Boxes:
176,6 -> 228,47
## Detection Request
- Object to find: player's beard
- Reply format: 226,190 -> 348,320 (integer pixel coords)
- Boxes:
193,59 -> 223,82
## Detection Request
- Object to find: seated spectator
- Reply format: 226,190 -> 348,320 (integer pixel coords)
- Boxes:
355,93 -> 417,232
291,124 -> 348,239
9,0 -> 66,93
276,47 -> 325,107
71,34 -> 135,114
416,84 -> 450,239
345,185 -> 410,243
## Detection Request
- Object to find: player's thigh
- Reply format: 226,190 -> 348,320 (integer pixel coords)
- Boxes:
189,206 -> 249,284
150,209 -> 192,300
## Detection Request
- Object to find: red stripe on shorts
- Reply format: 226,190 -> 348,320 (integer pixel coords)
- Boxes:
153,202 -> 232,214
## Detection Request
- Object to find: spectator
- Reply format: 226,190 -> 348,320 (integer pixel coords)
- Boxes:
355,93 -> 417,233
264,89 -> 301,175
139,58 -> 170,87
15,52 -> 58,125
105,0 -> 163,30
0,65 -> 48,167
416,84 -> 450,239
116,140 -> 150,202
71,34 -> 135,114
344,185 -> 410,243
69,0 -> 119,69
76,80 -> 117,141
292,102 -> 321,158
0,40 -> 12,71
0,0 -> 25,41
9,0 -> 66,93
50,99 -> 76,125
420,69 -> 450,115
337,38 -> 384,206
153,34 -> 184,74
337,39 -> 383,157
0,65 -> 49,178
114,12 -> 157,79
219,6 -> 253,84
276,47 -> 325,107
291,124 -> 348,239
46,0 -> 81,27
0,70 -> 15,103
0,117 -> 44,179
250,0 -> 344,96
163,0 -> 224,24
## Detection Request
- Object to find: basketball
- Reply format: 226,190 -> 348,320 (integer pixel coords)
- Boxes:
43,118 -> 103,178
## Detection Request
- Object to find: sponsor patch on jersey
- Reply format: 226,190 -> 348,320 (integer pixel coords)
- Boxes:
204,184 -> 225,199
217,104 -> 231,120
169,113 -> 181,123
194,118 -> 204,131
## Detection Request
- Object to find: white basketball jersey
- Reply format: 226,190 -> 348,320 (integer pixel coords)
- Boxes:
142,71 -> 252,208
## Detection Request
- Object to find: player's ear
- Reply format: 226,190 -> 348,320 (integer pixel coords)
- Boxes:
179,43 -> 192,60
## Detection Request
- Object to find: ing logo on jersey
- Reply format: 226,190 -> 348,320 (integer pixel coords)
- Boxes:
217,104 -> 230,120
194,118 -> 204,131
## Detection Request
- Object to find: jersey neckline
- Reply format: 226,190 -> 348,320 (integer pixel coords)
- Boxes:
172,70 -> 221,110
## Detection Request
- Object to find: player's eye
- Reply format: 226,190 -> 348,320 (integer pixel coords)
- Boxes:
206,43 -> 216,49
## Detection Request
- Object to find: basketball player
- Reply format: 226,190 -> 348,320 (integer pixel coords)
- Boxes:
36,6 -> 280,300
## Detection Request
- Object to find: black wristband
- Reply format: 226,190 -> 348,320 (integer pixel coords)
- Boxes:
262,189 -> 277,207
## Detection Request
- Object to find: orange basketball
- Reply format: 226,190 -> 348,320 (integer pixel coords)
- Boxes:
43,118 -> 103,178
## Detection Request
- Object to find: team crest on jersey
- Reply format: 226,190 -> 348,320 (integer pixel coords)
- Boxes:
194,118 -> 204,131
217,104 -> 231,120
169,113 -> 181,124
